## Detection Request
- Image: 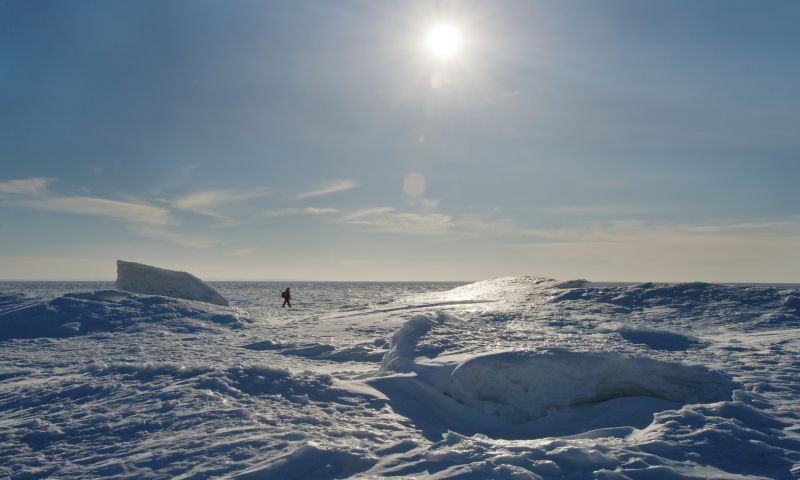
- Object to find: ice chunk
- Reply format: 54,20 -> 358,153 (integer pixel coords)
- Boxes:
115,260 -> 229,306
378,314 -> 433,373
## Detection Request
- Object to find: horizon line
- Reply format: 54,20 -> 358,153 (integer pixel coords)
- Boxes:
1,277 -> 799,286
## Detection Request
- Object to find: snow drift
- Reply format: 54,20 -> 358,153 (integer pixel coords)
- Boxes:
116,260 -> 229,306
370,314 -> 737,439
231,443 -> 376,480
0,290 -> 244,340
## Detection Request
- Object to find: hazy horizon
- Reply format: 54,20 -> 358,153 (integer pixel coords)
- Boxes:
2,1 -> 798,283
4,273 -> 800,287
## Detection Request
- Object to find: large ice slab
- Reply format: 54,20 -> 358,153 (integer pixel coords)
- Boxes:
115,260 -> 229,306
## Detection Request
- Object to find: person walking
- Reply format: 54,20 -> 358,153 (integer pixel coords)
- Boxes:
281,287 -> 291,308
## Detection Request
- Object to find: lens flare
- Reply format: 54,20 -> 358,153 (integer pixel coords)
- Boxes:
403,172 -> 426,197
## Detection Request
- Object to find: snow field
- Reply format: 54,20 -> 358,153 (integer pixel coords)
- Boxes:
0,277 -> 798,479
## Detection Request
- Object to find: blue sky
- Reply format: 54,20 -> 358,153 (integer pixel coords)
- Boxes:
1,0 -> 799,281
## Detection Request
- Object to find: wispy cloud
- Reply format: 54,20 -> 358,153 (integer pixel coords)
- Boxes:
18,196 -> 171,226
4,177 -> 230,248
229,247 -> 259,257
339,207 -> 529,237
340,207 -> 454,235
0,177 -> 54,196
262,207 -> 339,218
502,219 -> 800,282
172,188 -> 271,219
539,203 -> 650,218
295,180 -> 358,200
683,220 -> 800,234
340,207 -> 396,221
134,225 -> 217,249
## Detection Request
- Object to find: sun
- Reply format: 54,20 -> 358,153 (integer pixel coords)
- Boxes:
426,23 -> 462,60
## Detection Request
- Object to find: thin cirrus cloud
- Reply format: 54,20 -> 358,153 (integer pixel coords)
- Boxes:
135,224 -> 218,249
340,207 -> 531,237
172,188 -> 272,219
3,177 -> 201,247
262,207 -> 339,218
4,177 -> 169,226
294,180 -> 358,200
340,207 -> 454,236
0,177 -> 54,196
17,196 -> 171,226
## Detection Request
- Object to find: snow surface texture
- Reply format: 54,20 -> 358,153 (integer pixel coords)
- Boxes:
1,277 -> 799,479
116,259 -> 229,306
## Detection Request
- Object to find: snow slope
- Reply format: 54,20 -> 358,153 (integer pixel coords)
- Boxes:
0,277 -> 798,479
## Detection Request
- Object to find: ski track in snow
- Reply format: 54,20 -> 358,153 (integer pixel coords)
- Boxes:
0,278 -> 799,479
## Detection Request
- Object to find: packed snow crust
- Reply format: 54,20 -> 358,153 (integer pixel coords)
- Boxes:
116,259 -> 229,306
1,277 -> 799,479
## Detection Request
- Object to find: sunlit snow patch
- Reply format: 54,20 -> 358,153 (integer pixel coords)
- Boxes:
415,276 -> 552,305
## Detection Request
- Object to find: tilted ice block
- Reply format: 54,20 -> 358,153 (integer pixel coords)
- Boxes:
115,260 -> 229,306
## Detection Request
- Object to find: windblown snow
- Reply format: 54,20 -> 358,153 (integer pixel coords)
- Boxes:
1,276 -> 799,479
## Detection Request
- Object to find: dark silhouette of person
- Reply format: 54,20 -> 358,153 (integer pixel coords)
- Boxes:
281,287 -> 291,308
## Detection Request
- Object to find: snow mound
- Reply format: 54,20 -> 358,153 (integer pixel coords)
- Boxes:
784,294 -> 800,312
231,443 -> 376,479
441,350 -> 736,424
614,325 -> 704,351
116,260 -> 229,306
0,290 -> 245,340
555,279 -> 592,289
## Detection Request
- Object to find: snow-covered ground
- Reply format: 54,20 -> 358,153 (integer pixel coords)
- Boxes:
1,277 -> 799,479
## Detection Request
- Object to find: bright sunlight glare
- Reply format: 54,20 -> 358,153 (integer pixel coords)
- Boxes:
426,23 -> 462,60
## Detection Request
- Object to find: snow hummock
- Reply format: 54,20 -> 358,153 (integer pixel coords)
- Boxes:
439,349 -> 735,423
596,323 -> 706,350
370,315 -> 736,439
554,279 -> 592,289
116,259 -> 229,306
231,443 -> 376,479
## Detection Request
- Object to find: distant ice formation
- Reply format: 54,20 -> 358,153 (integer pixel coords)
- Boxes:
116,260 -> 229,306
